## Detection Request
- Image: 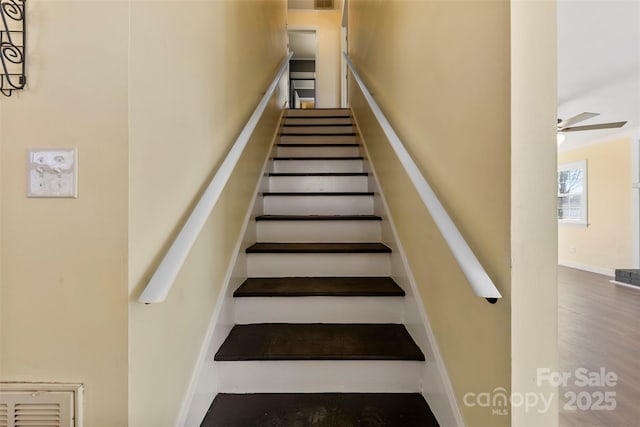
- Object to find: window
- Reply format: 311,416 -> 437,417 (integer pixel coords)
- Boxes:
558,160 -> 587,225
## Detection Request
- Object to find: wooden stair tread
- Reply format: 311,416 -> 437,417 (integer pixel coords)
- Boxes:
201,393 -> 439,427
214,323 -> 425,361
285,115 -> 352,118
246,242 -> 391,254
268,172 -> 368,176
280,132 -> 357,136
255,214 -> 381,221
286,108 -> 351,111
286,109 -> 351,116
283,123 -> 354,127
277,143 -> 359,147
273,156 -> 363,160
262,192 -> 373,196
234,277 -> 404,297
283,115 -> 352,119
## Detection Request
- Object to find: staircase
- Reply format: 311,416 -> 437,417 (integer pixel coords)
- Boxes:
199,109 -> 440,426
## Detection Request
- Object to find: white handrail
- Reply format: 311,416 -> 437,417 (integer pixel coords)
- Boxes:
139,53 -> 293,304
344,53 -> 502,302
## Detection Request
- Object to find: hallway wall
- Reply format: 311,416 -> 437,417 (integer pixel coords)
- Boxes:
558,136 -> 633,274
1,1 -> 288,426
510,2 -> 558,425
128,1 -> 288,425
347,1 -> 512,426
0,1 -> 129,425
348,2 -> 558,426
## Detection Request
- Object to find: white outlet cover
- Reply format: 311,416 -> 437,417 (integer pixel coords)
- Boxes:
28,149 -> 78,198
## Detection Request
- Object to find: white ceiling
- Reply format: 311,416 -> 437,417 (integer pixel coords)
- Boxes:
558,0 -> 640,151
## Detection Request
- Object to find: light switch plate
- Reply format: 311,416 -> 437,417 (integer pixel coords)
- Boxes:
27,149 -> 78,198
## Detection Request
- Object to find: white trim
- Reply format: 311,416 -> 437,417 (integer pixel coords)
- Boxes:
558,222 -> 588,228
340,0 -> 348,108
609,280 -> 640,291
351,117 -> 465,427
138,53 -> 292,304
234,297 -> 403,324
176,109 -> 286,427
558,260 -> 614,277
0,383 -> 84,427
340,26 -> 348,108
344,53 -> 501,300
215,361 -> 423,393
290,71 -> 316,79
632,131 -> 640,268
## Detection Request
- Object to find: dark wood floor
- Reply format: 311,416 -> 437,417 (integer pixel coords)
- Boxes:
558,266 -> 640,427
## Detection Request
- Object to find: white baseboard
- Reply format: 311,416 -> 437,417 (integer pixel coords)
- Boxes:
352,115 -> 464,427
609,280 -> 640,290
558,260 -> 615,277
177,109 -> 285,427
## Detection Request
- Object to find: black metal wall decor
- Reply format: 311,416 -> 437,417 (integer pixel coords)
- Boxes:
1,0 -> 26,97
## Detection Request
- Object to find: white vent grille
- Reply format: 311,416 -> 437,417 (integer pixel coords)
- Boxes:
0,385 -> 82,427
1,403 -> 8,427
15,402 -> 62,426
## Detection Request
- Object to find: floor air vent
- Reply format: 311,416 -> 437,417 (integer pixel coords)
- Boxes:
0,384 -> 82,427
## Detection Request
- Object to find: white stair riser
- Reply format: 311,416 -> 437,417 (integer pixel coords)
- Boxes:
282,126 -> 354,134
215,361 -> 423,393
257,220 -> 381,242
276,145 -> 360,157
247,253 -> 390,277
268,175 -> 368,192
280,135 -> 356,144
285,118 -> 352,126
286,109 -> 350,117
263,195 -> 373,215
272,159 -> 363,173
234,297 -> 404,324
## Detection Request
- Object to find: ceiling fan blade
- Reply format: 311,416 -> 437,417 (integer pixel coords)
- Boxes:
561,121 -> 627,132
558,112 -> 600,129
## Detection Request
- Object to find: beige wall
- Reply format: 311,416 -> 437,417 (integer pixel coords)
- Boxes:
0,1 -> 129,426
288,10 -> 341,108
2,0 -> 287,425
349,1 -> 558,426
348,1 -> 512,425
510,1 -> 558,426
128,1 -> 287,425
558,136 -> 633,272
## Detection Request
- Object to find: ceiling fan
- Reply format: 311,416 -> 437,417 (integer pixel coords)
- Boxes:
557,112 -> 627,133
